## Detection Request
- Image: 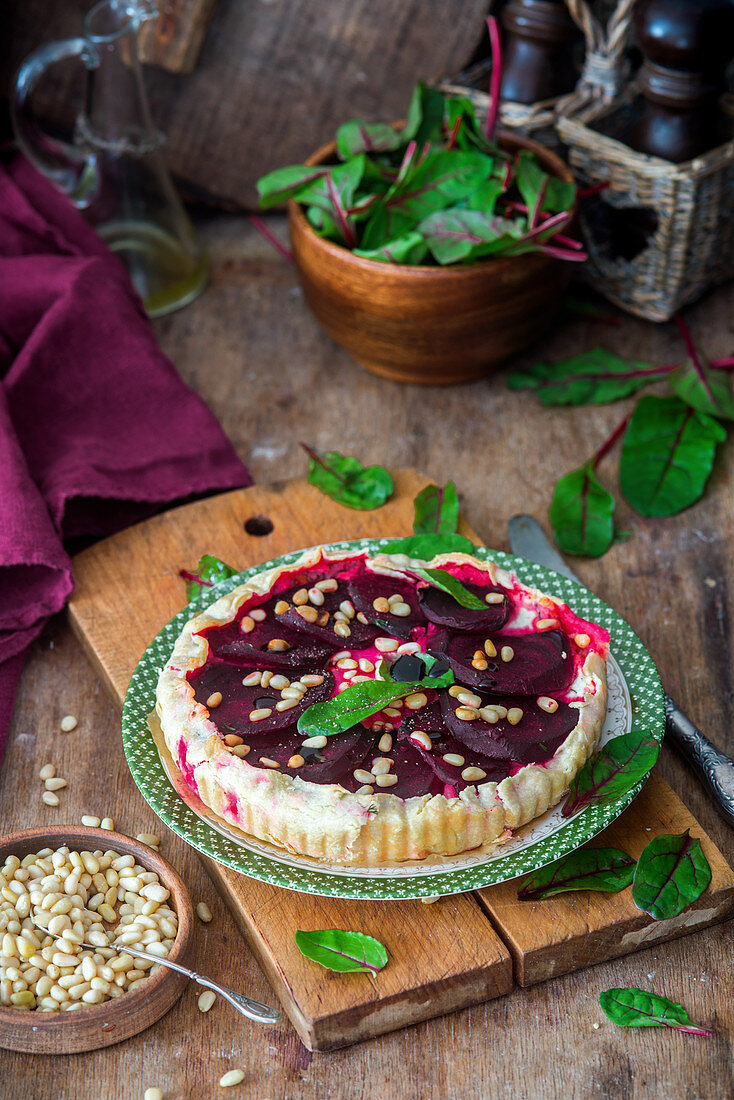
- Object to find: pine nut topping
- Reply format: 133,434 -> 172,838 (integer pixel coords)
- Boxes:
287,755 -> 305,769
448,685 -> 464,698
359,658 -> 375,673
391,602 -> 412,617
354,769 -> 375,785
455,706 -> 479,721
259,758 -> 280,769
383,707 -> 402,718
292,588 -> 309,605
196,901 -> 213,923
42,792 -> 59,807
507,708 -> 524,725
484,639 -> 497,658
537,618 -> 560,630
339,600 -> 355,619
302,735 -> 327,749
410,730 -> 433,751
472,655 -> 488,670
457,691 -> 481,708
240,616 -> 255,634
269,674 -> 290,690
224,734 -> 244,746
315,578 -> 338,592
537,696 -> 559,714
372,596 -> 390,613
574,633 -> 591,648
250,609 -> 266,621
356,785 -> 374,795
232,744 -> 250,757
500,646 -> 515,663
333,621 -> 351,637
242,671 -> 261,687
485,592 -> 504,604
443,753 -> 465,767
275,698 -> 299,712
81,815 -> 101,827
248,708 -> 272,721
461,767 -> 486,782
274,600 -> 289,614
404,692 -> 428,710
300,674 -> 324,686
378,733 -> 393,753
198,989 -> 216,1012
479,707 -> 499,724
267,638 -> 291,651
375,637 -> 399,652
206,691 -> 223,708
260,671 -> 273,688
371,758 -> 393,775
60,716 -> 78,733
375,774 -> 398,787
220,1070 -> 245,1088
308,587 -> 325,606
336,658 -> 357,669
39,764 -> 56,781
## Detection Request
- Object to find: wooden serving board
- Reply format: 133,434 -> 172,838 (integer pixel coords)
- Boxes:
67,471 -> 734,1051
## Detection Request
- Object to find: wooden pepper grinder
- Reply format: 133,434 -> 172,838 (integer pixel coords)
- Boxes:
499,0 -> 581,104
628,0 -> 734,161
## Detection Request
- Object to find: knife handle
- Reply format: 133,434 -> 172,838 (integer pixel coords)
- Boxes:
664,693 -> 734,828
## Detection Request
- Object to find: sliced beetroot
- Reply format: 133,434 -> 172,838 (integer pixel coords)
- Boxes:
418,583 -> 511,631
433,629 -> 573,695
379,738 -> 438,798
188,663 -> 333,737
439,690 -> 577,763
199,616 -> 335,669
289,727 -> 372,784
278,603 -> 378,649
346,572 -> 428,640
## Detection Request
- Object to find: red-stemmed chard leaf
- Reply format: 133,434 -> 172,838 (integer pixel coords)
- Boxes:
335,119 -> 404,160
418,208 -> 525,264
256,164 -> 330,209
413,481 -> 460,535
669,316 -> 734,420
508,348 -> 669,407
632,830 -> 712,920
484,16 -> 502,141
301,444 -> 393,510
561,729 -> 659,818
295,929 -> 388,975
353,231 -> 429,265
180,554 -> 238,602
620,395 -> 726,517
518,847 -> 636,900
600,988 -> 712,1035
385,533 -> 476,558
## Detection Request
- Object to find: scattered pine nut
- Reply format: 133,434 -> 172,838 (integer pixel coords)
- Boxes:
144,1089 -> 163,1100
60,715 -> 78,732
41,792 -> 59,807
100,818 -> 115,831
219,1069 -> 245,1088
137,833 -> 160,847
198,989 -> 216,1012
44,777 -> 67,791
196,902 -> 213,923
81,815 -> 101,827
39,764 -> 56,781
421,895 -> 440,904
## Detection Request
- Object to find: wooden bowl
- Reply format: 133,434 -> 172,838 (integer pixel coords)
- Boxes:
0,826 -> 194,1054
288,130 -> 577,385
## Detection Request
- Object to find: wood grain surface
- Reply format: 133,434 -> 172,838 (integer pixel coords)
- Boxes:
1,212 -> 733,1099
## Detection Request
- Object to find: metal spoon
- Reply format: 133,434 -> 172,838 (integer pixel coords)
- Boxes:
41,927 -> 280,1023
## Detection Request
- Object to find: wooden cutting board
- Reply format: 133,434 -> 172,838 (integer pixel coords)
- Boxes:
68,471 -> 734,1051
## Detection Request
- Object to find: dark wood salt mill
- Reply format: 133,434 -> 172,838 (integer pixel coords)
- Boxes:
499,0 -> 581,104
628,0 -> 734,162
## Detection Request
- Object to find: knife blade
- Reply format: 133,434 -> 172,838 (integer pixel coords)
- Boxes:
508,514 -> 734,829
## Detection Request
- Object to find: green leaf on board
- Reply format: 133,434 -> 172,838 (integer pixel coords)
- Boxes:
669,354 -> 734,421
619,396 -> 726,517
599,988 -> 712,1035
302,445 -> 394,510
384,533 -> 476,559
507,348 -> 662,407
181,555 -> 238,602
517,847 -> 636,900
298,661 -> 454,738
413,482 -> 460,535
412,568 -> 487,609
561,729 -> 659,818
550,461 -> 615,558
632,830 -> 712,920
295,928 -> 388,975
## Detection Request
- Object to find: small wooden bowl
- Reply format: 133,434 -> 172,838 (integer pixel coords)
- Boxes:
288,130 -> 577,385
0,826 -> 194,1054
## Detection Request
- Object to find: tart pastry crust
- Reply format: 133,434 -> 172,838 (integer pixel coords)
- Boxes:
156,547 -> 608,865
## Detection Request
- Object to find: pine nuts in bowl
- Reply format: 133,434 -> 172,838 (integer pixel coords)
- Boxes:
0,826 -> 194,1054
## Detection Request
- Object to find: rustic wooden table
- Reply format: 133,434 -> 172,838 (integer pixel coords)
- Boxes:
2,214 -> 733,1100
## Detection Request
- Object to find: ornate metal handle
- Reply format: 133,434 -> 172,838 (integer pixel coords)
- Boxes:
664,693 -> 734,828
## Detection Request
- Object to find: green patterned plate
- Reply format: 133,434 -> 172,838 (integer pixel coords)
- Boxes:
121,539 -> 664,899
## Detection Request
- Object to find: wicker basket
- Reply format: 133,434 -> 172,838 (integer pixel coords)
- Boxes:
554,0 -> 734,321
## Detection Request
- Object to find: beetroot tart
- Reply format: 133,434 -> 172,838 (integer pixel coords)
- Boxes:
156,547 -> 609,865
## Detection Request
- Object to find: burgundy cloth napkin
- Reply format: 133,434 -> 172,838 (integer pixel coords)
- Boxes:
0,154 -> 251,759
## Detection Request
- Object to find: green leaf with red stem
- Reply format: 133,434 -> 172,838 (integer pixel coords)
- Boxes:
412,568 -> 487,609
180,554 -> 238,602
295,929 -> 388,975
561,729 -> 659,818
302,445 -> 394,510
518,847 -> 636,900
335,120 -> 404,160
599,988 -> 712,1035
550,461 -> 615,557
632,831 -> 712,920
413,481 -> 460,535
353,232 -> 429,265
418,208 -> 526,264
669,316 -> 734,420
508,348 -> 665,406
256,165 -> 330,209
620,395 -> 726,517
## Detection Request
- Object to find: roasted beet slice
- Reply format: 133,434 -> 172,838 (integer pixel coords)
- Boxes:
200,616 -> 334,669
346,572 -> 428,640
380,738 -> 439,799
432,629 -> 573,695
278,601 -> 378,649
188,664 -> 333,737
439,690 -> 577,763
418,583 -> 511,631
